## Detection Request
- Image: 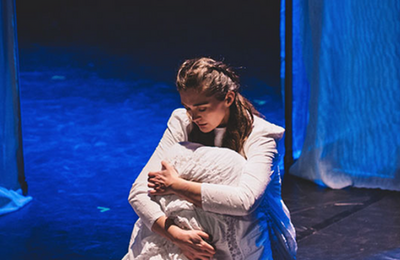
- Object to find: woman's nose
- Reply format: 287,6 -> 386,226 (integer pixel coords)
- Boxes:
191,111 -> 200,121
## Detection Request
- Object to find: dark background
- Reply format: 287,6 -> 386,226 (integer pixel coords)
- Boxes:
16,0 -> 281,86
4,2 -> 283,259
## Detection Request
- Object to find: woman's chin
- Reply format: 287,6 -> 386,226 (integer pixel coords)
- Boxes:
199,126 -> 214,133
200,129 -> 212,134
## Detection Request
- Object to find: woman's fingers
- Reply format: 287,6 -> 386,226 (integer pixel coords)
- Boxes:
196,230 -> 210,241
148,183 -> 165,191
147,176 -> 160,185
196,231 -> 215,253
170,228 -> 215,259
161,160 -> 173,170
148,171 -> 157,177
198,242 -> 215,255
149,189 -> 166,195
148,172 -> 165,185
148,164 -> 178,195
183,250 -> 213,260
193,250 -> 214,260
188,232 -> 215,256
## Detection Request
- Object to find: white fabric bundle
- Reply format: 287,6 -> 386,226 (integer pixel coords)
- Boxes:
126,142 -> 247,260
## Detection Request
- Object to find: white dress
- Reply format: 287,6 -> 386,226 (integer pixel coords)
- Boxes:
123,109 -> 297,260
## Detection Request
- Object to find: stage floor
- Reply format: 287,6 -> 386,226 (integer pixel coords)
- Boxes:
1,47 -> 399,259
282,174 -> 400,260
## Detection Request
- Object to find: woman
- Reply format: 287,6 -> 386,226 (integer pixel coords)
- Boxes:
123,58 -> 297,260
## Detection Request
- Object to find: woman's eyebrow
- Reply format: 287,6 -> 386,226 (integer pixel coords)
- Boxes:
193,101 -> 209,106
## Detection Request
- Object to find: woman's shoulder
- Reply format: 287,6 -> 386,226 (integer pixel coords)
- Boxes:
250,115 -> 285,141
169,108 -> 190,125
166,108 -> 191,140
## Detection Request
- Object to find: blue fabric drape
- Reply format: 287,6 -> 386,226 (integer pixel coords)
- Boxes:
0,0 -> 31,215
280,0 -> 310,161
288,0 -> 400,191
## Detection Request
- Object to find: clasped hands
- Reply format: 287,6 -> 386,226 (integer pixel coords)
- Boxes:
147,160 -> 180,195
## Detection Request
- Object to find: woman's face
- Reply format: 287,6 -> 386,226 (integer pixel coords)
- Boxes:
179,88 -> 234,133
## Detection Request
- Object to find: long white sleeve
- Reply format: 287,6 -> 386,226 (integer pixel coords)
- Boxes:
128,109 -> 189,229
201,117 -> 284,216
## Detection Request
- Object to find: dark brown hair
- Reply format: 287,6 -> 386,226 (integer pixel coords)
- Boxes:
176,57 -> 260,153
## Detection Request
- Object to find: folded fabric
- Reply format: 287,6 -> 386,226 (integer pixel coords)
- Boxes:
0,186 -> 32,215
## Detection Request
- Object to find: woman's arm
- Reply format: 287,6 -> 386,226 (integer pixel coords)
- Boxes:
200,131 -> 280,215
149,122 -> 283,216
128,109 -> 215,259
128,109 -> 188,229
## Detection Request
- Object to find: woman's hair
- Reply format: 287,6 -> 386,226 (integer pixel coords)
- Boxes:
176,57 -> 260,153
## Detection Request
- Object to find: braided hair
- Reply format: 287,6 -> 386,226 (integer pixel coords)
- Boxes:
176,57 -> 260,154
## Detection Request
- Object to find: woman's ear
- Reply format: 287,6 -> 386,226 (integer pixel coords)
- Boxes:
225,91 -> 235,107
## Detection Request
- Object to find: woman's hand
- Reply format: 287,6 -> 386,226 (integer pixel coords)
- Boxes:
149,161 -> 203,208
152,216 -> 215,260
148,160 -> 180,195
168,225 -> 216,260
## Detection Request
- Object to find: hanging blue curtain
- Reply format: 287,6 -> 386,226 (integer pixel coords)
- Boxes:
280,0 -> 310,161
0,0 -> 32,215
287,0 -> 400,191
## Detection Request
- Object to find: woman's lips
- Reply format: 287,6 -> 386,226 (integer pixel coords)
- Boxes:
198,123 -> 207,127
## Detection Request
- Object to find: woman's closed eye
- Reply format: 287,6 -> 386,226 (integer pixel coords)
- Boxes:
198,107 -> 207,112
